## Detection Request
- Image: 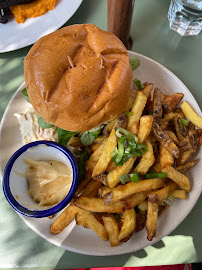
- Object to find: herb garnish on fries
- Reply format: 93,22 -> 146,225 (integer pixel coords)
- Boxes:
112,128 -> 148,166
49,79 -> 202,246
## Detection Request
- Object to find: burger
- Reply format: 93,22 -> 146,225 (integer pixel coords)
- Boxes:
24,24 -> 133,134
16,24 -> 141,153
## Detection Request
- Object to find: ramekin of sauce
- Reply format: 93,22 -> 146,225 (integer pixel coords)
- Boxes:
2,141 -> 78,217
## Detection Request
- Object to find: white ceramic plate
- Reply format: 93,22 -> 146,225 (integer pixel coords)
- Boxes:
0,52 -> 202,256
0,0 -> 83,53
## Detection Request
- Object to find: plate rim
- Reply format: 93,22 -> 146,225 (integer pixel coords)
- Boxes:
0,51 -> 202,256
0,0 -> 83,53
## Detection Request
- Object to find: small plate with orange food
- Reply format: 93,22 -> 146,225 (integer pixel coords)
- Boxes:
0,0 -> 83,53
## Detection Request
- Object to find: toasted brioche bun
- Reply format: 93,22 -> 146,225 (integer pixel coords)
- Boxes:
24,24 -> 133,131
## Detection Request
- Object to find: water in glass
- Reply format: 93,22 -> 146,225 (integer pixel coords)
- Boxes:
168,0 -> 202,36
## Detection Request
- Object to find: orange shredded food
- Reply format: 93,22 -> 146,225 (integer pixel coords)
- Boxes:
9,0 -> 57,23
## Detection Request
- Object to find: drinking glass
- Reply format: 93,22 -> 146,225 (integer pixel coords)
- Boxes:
168,0 -> 202,36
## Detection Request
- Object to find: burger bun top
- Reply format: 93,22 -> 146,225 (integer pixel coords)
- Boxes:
24,24 -> 133,132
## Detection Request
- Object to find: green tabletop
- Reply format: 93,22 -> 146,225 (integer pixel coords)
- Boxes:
0,0 -> 202,268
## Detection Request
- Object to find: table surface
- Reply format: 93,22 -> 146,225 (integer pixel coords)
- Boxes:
0,0 -> 202,268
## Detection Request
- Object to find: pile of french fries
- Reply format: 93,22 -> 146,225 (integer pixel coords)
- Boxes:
50,83 -> 202,246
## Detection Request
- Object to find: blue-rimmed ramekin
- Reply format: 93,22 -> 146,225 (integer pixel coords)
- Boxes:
2,140 -> 78,218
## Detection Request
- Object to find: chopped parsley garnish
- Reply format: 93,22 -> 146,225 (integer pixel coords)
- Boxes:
129,56 -> 140,71
37,115 -> 53,129
125,111 -> 133,116
81,125 -> 104,146
112,128 -> 147,166
162,195 -> 176,206
58,128 -> 78,147
22,88 -> 30,103
119,172 -> 140,184
145,172 -> 167,179
180,119 -> 188,127
133,78 -> 144,90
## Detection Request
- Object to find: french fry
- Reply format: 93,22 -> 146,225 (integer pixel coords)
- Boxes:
127,91 -> 147,135
75,191 -> 148,213
187,121 -> 195,131
146,96 -> 153,114
103,118 -> 117,135
69,136 -> 82,148
161,93 -> 168,102
181,100 -> 202,129
174,117 -> 192,151
161,112 -> 176,130
174,108 -> 185,119
92,127 -> 117,178
148,181 -> 177,203
90,143 -> 101,153
118,209 -> 136,242
114,113 -> 128,130
175,160 -> 198,174
86,139 -> 107,174
146,201 -> 158,241
125,191 -> 149,209
197,134 -> 202,145
148,134 -> 158,148
153,122 -> 179,158
106,157 -> 136,189
98,186 -> 112,198
152,161 -> 162,173
159,144 -> 174,169
93,213 -> 105,225
167,130 -> 179,145
104,178 -> 165,205
162,93 -> 184,113
170,189 -> 186,200
106,160 -> 117,172
50,85 -> 200,247
135,141 -> 155,174
50,204 -> 78,234
153,88 -> 162,125
142,83 -> 154,98
162,167 -> 190,192
102,215 -> 120,246
196,129 -> 202,145
137,115 -> 153,144
75,208 -> 108,241
138,200 -> 148,213
75,177 -> 91,197
74,197 -> 126,213
177,148 -> 196,166
94,173 -> 107,185
188,129 -> 197,150
81,180 -> 101,197
94,135 -> 107,144
91,135 -> 107,152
